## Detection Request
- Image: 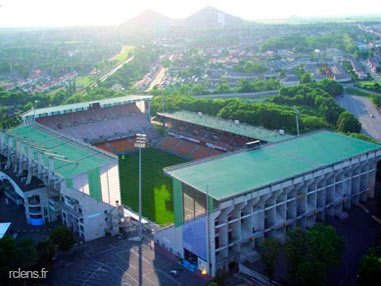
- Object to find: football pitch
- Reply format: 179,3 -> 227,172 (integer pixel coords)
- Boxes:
119,148 -> 187,225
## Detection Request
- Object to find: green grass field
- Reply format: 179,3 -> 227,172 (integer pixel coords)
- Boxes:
109,45 -> 135,64
119,148 -> 187,225
346,87 -> 371,97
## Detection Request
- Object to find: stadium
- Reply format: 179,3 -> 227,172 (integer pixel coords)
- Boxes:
2,94 -> 270,240
1,94 -> 380,278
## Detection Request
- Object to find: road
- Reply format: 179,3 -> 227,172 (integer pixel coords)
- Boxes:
99,55 -> 135,84
145,67 -> 166,92
86,55 -> 135,91
336,94 -> 381,142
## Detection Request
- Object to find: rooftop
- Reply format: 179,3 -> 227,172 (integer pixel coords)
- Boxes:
22,95 -> 152,119
158,111 -> 293,143
6,124 -> 117,179
1,169 -> 45,192
0,222 -> 11,239
165,131 -> 381,201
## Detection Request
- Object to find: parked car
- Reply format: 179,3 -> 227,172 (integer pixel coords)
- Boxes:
169,270 -> 178,277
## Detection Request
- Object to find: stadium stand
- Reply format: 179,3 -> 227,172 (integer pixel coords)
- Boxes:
158,111 -> 293,146
94,142 -> 115,154
155,136 -> 224,160
109,138 -> 136,154
37,103 -> 155,144
156,136 -> 181,150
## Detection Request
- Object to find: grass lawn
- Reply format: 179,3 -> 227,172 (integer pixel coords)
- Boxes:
109,45 -> 135,64
119,148 -> 187,225
346,87 -> 371,97
358,81 -> 380,88
76,75 -> 96,87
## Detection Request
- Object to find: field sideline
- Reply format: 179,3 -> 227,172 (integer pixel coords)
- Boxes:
119,148 -> 187,225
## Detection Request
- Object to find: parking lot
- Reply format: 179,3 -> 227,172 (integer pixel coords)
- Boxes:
48,235 -> 208,286
0,193 -> 207,286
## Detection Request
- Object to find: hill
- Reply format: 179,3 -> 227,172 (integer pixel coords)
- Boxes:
184,6 -> 247,29
120,9 -> 175,32
120,7 -> 248,32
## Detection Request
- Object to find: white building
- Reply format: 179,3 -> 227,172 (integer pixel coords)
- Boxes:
155,131 -> 381,276
0,124 -> 123,241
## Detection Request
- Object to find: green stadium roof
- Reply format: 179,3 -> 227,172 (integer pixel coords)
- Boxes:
164,131 -> 381,201
158,111 -> 293,143
7,125 -> 117,179
22,95 -> 152,120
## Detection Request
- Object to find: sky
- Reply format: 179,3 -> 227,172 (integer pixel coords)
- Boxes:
0,0 -> 380,28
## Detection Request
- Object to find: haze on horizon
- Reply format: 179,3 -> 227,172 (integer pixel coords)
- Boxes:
0,0 -> 380,28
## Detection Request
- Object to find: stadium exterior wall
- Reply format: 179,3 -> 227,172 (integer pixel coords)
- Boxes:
155,146 -> 381,277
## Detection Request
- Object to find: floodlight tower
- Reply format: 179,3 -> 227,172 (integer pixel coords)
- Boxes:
294,106 -> 300,136
33,100 -> 39,123
134,133 -> 146,286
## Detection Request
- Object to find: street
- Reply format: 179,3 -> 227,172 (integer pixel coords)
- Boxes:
336,94 -> 381,142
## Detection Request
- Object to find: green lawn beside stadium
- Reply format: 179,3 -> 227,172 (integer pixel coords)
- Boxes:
119,148 -> 187,225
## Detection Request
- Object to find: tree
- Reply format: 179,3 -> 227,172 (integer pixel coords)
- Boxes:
336,111 -> 361,133
346,132 -> 379,144
285,228 -> 307,277
371,94 -> 381,107
300,73 -> 312,84
306,224 -> 344,267
15,237 -> 37,269
257,237 -> 281,280
0,236 -> 38,282
36,240 -> 55,265
216,80 -> 230,94
358,244 -> 381,286
286,224 -> 344,286
0,236 -> 18,281
318,79 -> 343,96
50,226 -> 75,251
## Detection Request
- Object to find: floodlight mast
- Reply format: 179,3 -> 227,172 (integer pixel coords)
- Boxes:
294,106 -> 300,136
33,100 -> 39,123
134,133 -> 146,286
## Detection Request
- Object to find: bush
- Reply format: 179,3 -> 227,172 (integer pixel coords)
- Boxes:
50,226 -> 75,251
336,111 -> 361,133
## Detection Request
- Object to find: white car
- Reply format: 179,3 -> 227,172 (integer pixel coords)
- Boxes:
169,270 -> 178,277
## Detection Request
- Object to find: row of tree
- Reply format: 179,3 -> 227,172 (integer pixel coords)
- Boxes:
358,237 -> 381,286
151,78 -> 281,97
0,226 -> 75,283
152,79 -> 361,134
260,32 -> 365,57
258,224 -> 344,286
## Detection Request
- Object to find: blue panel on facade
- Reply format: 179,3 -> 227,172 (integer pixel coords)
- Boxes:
183,216 -> 207,261
29,218 -> 44,226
